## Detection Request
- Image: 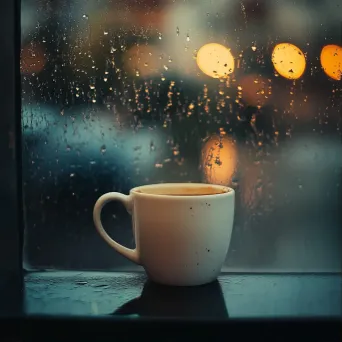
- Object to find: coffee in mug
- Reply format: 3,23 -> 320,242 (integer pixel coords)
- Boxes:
93,183 -> 235,286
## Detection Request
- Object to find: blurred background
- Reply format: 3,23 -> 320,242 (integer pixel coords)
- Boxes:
22,0 -> 342,272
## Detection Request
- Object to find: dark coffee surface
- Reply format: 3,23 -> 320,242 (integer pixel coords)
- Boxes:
136,186 -> 228,196
165,193 -> 220,196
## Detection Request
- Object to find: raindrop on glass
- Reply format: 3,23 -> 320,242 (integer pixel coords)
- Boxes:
100,145 -> 107,154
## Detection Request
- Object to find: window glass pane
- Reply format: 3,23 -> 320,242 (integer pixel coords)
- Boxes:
22,0 -> 342,271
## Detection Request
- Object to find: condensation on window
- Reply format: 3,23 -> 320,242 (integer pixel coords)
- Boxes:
21,0 -> 342,272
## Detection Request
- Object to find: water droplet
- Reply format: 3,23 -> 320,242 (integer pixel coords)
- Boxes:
75,281 -> 88,285
100,145 -> 107,154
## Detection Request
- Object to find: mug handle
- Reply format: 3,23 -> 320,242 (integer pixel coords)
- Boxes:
93,192 -> 141,265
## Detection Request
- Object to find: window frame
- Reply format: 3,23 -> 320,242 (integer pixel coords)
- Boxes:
0,0 -> 22,275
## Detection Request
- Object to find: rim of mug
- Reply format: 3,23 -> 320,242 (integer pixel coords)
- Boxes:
130,183 -> 235,199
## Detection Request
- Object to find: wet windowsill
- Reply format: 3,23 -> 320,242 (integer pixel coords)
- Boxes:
22,271 -> 341,319
0,270 -> 340,340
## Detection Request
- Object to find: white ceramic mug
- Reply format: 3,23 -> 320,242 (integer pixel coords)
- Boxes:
93,183 -> 235,286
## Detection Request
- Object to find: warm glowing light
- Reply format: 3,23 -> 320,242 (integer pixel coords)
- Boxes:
320,44 -> 342,81
238,74 -> 270,107
196,43 -> 235,79
21,44 -> 46,75
201,135 -> 237,185
272,43 -> 306,80
124,45 -> 161,77
134,9 -> 165,30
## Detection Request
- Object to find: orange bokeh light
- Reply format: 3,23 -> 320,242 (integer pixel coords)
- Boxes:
21,44 -> 46,75
123,45 -> 162,77
201,135 -> 237,185
272,43 -> 306,80
238,74 -> 270,107
320,44 -> 342,81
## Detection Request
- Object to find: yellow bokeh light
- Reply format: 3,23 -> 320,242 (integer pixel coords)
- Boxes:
196,43 -> 235,79
272,43 -> 306,80
201,135 -> 237,185
320,44 -> 342,81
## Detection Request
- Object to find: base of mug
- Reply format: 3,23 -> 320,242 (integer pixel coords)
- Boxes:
146,273 -> 219,287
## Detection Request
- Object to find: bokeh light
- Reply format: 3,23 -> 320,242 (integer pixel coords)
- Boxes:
272,43 -> 306,80
123,45 -> 162,77
21,44 -> 46,75
238,74 -> 270,107
320,44 -> 342,81
201,135 -> 237,185
196,43 -> 235,79
134,8 -> 165,30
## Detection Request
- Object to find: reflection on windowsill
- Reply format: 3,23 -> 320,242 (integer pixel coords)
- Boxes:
114,280 -> 228,319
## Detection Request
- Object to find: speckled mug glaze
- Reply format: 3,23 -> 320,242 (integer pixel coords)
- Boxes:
93,183 -> 235,286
